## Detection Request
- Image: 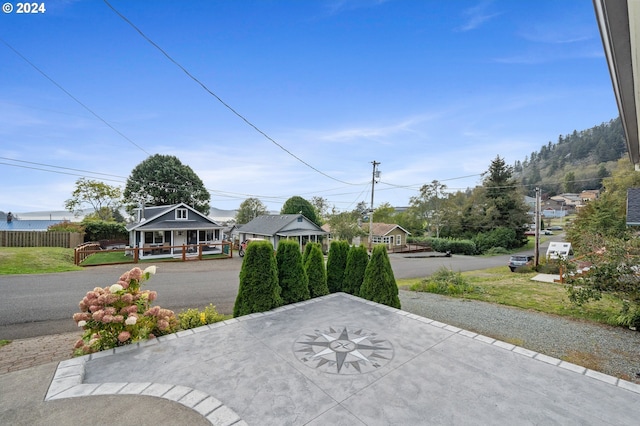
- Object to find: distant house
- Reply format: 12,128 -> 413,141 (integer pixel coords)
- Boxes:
580,190 -> 600,202
125,203 -> 224,258
362,222 -> 410,249
238,214 -> 326,251
550,194 -> 581,209
0,211 -> 66,231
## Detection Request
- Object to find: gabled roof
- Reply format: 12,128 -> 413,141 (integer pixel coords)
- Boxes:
126,203 -> 222,231
363,222 -> 410,236
239,214 -> 325,237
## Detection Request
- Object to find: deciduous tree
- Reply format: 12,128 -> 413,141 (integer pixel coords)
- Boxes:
236,198 -> 268,224
65,178 -> 122,221
281,196 -> 319,225
123,154 -> 210,215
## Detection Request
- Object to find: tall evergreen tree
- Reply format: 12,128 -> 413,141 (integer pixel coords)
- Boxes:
276,239 -> 310,304
343,245 -> 369,296
482,155 -> 529,247
302,241 -> 315,265
233,241 -> 282,317
359,245 -> 401,309
326,240 -> 350,293
304,243 -> 329,298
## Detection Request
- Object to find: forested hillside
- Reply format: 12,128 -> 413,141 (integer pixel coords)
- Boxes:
514,117 -> 626,197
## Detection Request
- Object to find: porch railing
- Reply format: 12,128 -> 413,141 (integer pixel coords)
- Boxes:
74,241 -> 233,266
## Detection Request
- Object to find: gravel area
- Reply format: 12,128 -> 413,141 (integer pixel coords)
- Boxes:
399,289 -> 640,384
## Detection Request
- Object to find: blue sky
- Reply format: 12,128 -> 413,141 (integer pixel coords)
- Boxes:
0,0 -> 619,216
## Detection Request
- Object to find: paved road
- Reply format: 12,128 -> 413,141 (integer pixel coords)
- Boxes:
0,236 -> 561,340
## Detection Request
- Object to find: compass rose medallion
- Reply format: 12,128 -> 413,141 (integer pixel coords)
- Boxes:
294,326 -> 394,375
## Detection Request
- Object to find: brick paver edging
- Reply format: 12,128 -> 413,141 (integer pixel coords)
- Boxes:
45,293 -> 640,426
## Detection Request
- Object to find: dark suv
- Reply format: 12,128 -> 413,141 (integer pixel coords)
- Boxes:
508,255 -> 533,272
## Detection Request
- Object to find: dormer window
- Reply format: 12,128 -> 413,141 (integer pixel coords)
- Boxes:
176,208 -> 188,220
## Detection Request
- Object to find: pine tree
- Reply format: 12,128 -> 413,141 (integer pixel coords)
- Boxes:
359,245 -> 401,309
305,243 -> 329,298
276,239 -> 310,304
343,245 -> 369,295
233,240 -> 282,317
326,240 -> 350,293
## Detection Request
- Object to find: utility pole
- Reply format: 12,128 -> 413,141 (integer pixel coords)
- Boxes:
535,187 -> 540,268
369,161 -> 380,251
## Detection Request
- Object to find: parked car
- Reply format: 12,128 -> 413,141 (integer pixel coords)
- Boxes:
524,230 -> 536,236
542,229 -> 554,235
508,255 -> 534,272
547,226 -> 563,231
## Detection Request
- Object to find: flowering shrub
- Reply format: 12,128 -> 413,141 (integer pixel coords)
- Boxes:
178,304 -> 228,330
72,266 -> 177,356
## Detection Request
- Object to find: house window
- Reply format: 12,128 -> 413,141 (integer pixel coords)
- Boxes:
176,208 -> 188,220
199,230 -> 219,242
144,231 -> 165,244
396,235 -> 402,245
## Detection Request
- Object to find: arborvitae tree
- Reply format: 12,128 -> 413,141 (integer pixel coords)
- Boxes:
359,245 -> 401,309
233,240 -> 282,317
304,243 -> 329,298
326,240 -> 350,293
276,239 -> 310,304
343,245 -> 369,296
302,242 -> 314,265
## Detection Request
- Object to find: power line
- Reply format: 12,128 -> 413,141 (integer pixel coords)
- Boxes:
0,38 -> 152,157
0,157 -> 127,179
0,161 -> 126,183
103,0 -> 357,186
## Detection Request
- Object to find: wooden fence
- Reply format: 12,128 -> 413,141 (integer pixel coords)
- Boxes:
74,242 -> 101,265
0,231 -> 84,248
74,241 -> 234,266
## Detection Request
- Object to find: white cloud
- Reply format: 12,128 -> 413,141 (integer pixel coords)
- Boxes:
457,1 -> 500,32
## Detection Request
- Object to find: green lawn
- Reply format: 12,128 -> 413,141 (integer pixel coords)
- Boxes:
79,250 -> 230,266
399,266 -> 625,326
0,247 -> 82,274
0,247 -> 232,272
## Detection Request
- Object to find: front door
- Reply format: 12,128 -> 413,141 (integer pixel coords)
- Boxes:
187,230 -> 197,245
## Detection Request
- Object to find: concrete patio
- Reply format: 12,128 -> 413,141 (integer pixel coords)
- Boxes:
45,293 -> 640,425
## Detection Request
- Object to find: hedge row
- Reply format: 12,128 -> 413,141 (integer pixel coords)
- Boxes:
233,241 -> 401,317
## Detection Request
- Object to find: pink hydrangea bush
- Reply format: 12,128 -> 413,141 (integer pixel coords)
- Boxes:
72,266 -> 178,356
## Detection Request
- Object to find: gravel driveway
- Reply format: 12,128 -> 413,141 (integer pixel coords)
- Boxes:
399,290 -> 640,384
